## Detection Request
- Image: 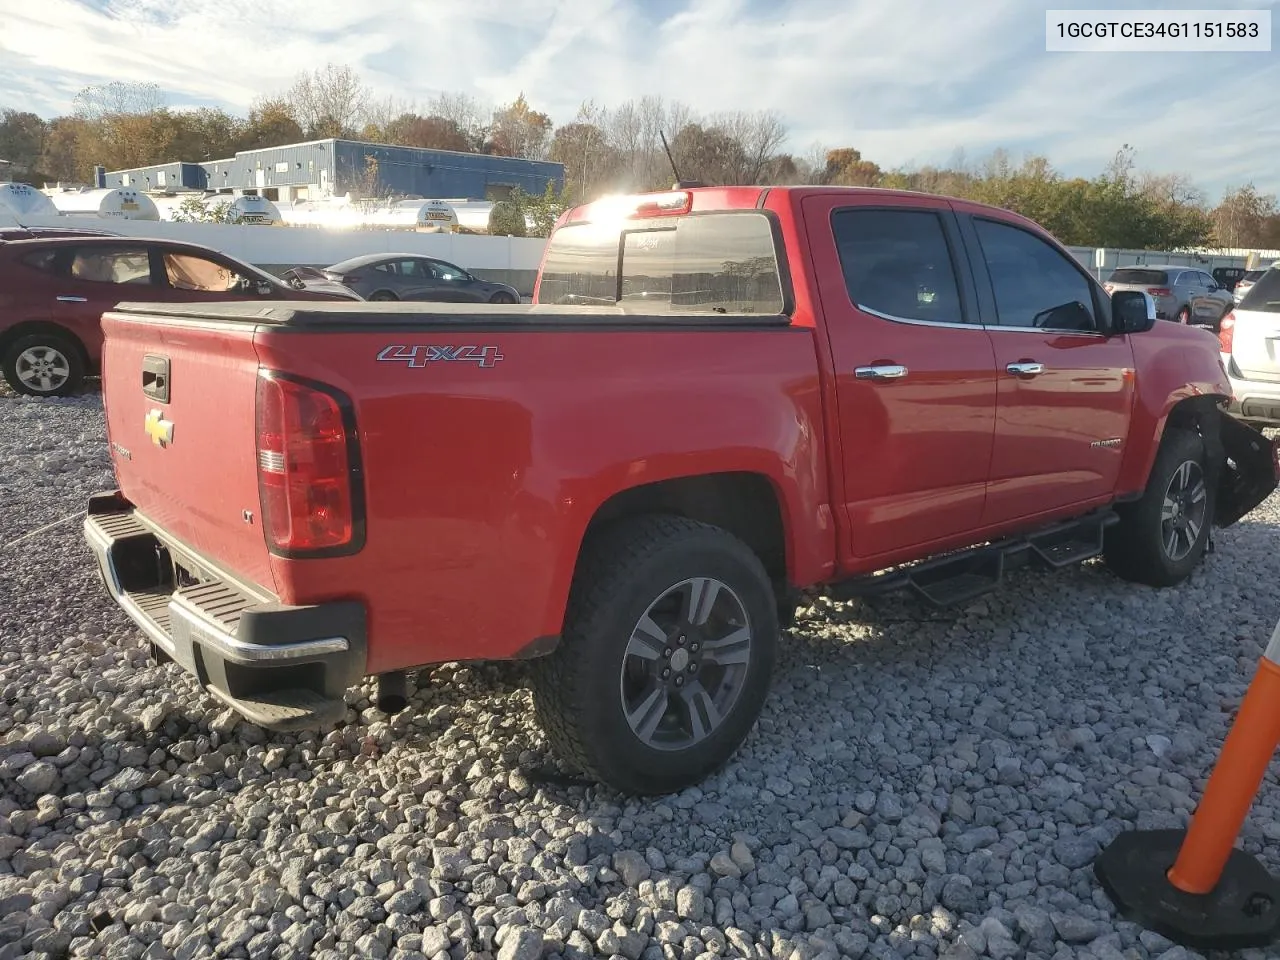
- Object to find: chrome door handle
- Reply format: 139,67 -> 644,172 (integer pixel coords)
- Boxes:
1007,362 -> 1044,376
56,296 -> 87,303
855,364 -> 907,380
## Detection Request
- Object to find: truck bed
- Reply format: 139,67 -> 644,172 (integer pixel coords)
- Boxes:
96,300 -> 832,680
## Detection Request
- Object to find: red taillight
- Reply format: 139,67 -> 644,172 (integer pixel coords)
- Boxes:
256,372 -> 362,555
1219,311 -> 1236,354
1147,287 -> 1172,297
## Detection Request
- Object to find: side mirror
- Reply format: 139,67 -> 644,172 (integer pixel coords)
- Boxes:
1113,290 -> 1157,334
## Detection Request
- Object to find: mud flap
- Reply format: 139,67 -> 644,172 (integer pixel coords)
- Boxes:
1214,412 -> 1279,527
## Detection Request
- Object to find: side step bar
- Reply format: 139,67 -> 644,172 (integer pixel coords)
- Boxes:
831,509 -> 1119,609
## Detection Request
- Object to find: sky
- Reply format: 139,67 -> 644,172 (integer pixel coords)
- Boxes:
2,0 -> 1278,200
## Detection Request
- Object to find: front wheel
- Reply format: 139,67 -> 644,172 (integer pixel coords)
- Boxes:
489,291 -> 517,305
368,290 -> 397,302
2,333 -> 86,397
530,515 -> 778,795
1104,427 -> 1212,587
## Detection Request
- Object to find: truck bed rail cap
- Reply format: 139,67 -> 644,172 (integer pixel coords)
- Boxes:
105,301 -> 794,328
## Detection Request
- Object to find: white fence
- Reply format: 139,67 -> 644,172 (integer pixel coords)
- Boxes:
1068,245 -> 1280,281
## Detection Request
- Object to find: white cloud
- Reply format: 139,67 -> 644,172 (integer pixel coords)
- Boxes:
2,0 -> 1277,198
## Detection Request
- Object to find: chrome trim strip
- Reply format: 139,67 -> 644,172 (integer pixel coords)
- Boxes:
985,325 -> 1108,338
856,302 -> 1110,338
169,599 -> 349,663
857,304 -> 976,331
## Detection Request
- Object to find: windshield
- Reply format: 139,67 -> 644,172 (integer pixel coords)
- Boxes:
1242,269 -> 1268,283
1239,269 -> 1280,314
538,212 -> 785,314
1108,268 -> 1169,285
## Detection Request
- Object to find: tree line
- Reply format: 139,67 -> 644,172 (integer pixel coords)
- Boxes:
2,65 -> 1278,250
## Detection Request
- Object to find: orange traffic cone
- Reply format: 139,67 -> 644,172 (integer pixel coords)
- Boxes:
1094,618 -> 1280,950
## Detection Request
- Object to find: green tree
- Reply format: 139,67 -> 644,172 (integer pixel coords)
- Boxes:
169,194 -> 242,223
487,199 -> 526,237
512,182 -> 570,237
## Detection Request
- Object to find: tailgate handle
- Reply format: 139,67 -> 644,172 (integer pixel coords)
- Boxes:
142,355 -> 171,403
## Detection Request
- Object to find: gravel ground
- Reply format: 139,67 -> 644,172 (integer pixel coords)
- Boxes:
3,389 -> 1280,960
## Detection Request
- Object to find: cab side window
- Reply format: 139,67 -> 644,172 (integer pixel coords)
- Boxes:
973,219 -> 1097,332
831,208 -> 967,324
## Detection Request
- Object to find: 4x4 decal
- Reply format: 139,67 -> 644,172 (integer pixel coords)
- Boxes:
376,345 -> 505,368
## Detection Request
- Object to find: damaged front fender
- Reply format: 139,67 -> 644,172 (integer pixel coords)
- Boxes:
1215,412 -> 1278,527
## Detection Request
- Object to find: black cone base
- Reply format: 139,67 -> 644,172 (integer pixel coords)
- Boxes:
1095,829 -> 1280,951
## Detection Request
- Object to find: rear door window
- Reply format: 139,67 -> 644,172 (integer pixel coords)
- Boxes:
539,212 -> 785,314
829,208 -> 966,324
68,246 -> 153,285
19,250 -> 59,274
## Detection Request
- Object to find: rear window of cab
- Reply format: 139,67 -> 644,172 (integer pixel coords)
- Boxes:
538,212 -> 785,315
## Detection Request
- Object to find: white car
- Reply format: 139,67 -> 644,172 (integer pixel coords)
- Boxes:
1221,264 -> 1280,427
1233,264 -> 1276,305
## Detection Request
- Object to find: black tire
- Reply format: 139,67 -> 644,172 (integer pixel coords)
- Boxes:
368,290 -> 397,302
530,515 -> 778,795
489,291 -> 517,305
2,333 -> 86,397
1104,428 -> 1212,587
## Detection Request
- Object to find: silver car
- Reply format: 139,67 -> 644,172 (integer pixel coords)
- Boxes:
1222,264 -> 1280,427
1104,264 -> 1233,326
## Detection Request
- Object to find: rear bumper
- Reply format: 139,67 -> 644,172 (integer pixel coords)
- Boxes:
1224,363 -> 1280,426
84,491 -> 366,730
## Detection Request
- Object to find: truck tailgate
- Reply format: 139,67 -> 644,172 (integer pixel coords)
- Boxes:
101,311 -> 275,592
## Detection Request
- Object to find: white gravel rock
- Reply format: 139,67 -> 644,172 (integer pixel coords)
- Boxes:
3,394 -> 1279,960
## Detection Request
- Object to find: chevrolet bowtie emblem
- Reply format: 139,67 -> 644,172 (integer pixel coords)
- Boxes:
144,409 -> 174,447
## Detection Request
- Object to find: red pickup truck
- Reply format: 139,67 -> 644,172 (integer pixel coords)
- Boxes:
84,186 -> 1277,794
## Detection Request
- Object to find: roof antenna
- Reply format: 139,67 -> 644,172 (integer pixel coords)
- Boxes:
660,130 -> 706,190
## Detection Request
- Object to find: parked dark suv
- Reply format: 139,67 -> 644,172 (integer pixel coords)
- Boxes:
0,237 -> 360,396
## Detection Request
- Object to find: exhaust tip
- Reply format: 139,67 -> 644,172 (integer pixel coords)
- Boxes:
376,672 -> 408,715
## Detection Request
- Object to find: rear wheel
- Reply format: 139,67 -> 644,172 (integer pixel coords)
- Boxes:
1104,427 -> 1212,586
368,290 -> 397,302
530,515 -> 778,794
2,333 -> 86,397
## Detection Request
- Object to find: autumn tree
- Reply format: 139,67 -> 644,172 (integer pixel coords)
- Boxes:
72,81 -> 164,120
284,63 -> 369,139
710,111 -> 787,184
241,98 -> 304,151
1212,184 -> 1279,248
549,101 -> 617,199
488,94 -> 552,159
384,114 -> 472,152
38,117 -> 84,181
820,147 -> 882,186
428,93 -> 490,152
